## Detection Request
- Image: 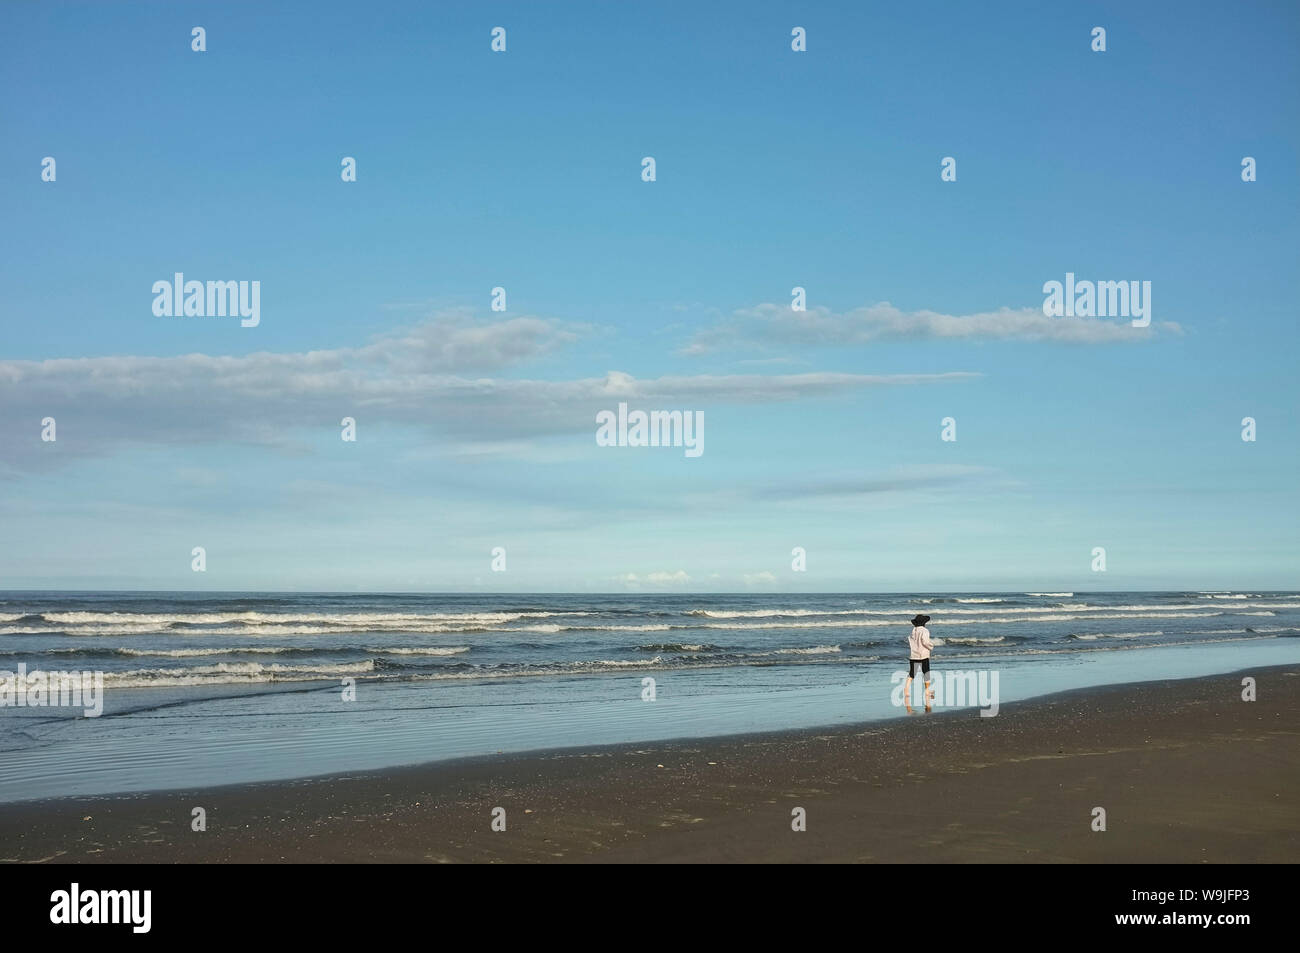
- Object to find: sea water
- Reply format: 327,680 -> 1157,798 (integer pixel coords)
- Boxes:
1,590 -> 1296,802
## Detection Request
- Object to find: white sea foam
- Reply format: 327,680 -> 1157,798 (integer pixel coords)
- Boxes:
39,610 -> 560,626
0,623 -> 175,636
565,623 -> 675,632
688,609 -> 844,619
8,602 -> 1294,639
409,660 -> 674,681
101,659 -> 376,687
5,623 -> 486,638
939,633 -> 1274,658
378,646 -> 471,656
114,646 -> 306,657
709,611 -> 1267,628
1203,626 -> 1293,634
6,608 -> 1291,639
687,603 -> 1297,619
98,644 -> 471,658
1067,631 -> 1163,641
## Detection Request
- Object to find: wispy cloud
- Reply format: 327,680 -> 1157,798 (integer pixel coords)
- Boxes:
615,570 -> 692,588
358,309 -> 582,371
749,465 -> 1000,501
682,301 -> 1181,354
0,315 -> 980,477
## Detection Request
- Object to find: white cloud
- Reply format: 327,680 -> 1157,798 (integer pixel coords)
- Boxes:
358,310 -> 580,371
616,570 -> 692,587
0,312 -> 978,476
683,301 -> 1181,353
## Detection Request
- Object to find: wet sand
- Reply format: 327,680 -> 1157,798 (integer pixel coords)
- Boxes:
1,665 -> 1296,863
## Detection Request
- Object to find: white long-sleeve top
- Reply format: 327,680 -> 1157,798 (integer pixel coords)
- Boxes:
908,625 -> 933,660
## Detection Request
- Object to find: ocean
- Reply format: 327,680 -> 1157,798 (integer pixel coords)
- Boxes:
2,590 -> 1297,802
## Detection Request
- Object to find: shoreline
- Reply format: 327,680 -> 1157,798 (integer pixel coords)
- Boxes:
5,637 -> 1295,804
2,664 -> 1296,863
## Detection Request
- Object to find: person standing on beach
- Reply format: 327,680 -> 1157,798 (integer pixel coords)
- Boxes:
904,614 -> 934,706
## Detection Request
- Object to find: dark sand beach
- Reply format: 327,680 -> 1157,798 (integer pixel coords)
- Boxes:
2,665 -> 1296,864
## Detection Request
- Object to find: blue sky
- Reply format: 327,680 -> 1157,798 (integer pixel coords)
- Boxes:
1,0 -> 1297,591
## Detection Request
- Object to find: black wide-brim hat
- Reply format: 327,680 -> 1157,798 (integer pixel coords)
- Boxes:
911,614 -> 931,627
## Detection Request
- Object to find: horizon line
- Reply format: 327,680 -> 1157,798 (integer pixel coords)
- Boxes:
1,588 -> 1291,596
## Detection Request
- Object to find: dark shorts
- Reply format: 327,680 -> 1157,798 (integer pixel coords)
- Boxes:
908,658 -> 931,678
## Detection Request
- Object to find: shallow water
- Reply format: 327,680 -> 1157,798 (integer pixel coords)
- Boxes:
1,591 -> 1296,802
